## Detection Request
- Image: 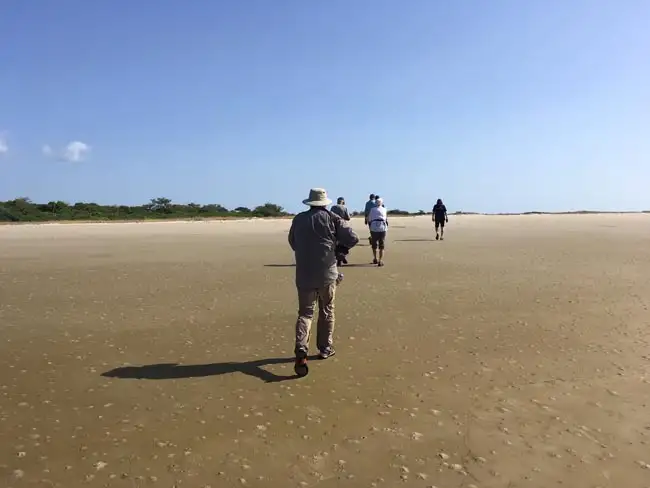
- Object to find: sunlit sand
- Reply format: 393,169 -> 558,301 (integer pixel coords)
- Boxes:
2,214 -> 650,487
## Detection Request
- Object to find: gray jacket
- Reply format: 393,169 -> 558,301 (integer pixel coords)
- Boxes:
288,207 -> 359,289
330,204 -> 350,221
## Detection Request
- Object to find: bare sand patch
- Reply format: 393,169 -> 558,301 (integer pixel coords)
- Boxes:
1,215 -> 650,487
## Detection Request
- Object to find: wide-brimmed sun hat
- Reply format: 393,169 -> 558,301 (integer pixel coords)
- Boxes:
302,188 -> 332,207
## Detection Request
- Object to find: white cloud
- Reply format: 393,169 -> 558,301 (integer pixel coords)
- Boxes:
0,133 -> 8,155
63,141 -> 91,162
42,140 -> 91,162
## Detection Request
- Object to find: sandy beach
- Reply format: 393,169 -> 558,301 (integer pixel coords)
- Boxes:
1,214 -> 650,487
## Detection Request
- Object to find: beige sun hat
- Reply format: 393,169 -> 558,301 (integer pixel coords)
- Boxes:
302,188 -> 332,207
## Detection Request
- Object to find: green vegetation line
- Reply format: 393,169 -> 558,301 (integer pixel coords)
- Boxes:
0,197 -> 430,223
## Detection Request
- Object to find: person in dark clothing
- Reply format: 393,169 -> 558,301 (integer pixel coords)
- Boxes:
432,198 -> 448,240
330,197 -> 352,266
288,188 -> 359,377
335,244 -> 350,266
330,197 -> 350,221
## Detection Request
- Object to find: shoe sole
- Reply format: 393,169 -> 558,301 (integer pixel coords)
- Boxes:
294,361 -> 309,377
318,351 -> 336,360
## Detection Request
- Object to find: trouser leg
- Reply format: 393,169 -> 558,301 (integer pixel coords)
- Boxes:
316,283 -> 336,352
295,288 -> 318,356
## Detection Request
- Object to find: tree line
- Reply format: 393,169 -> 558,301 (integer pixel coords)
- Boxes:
0,197 -> 431,223
0,197 -> 289,222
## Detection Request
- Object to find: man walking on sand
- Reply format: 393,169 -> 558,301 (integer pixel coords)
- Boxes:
330,197 -> 350,221
364,193 -> 377,244
432,198 -> 448,240
330,197 -> 352,266
288,188 -> 359,377
367,197 -> 388,266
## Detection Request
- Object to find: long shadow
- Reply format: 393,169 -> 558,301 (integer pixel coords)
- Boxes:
265,262 -> 375,268
395,238 -> 436,242
101,356 -> 319,384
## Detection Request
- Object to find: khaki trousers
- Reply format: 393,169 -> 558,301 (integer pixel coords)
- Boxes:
294,283 -> 336,356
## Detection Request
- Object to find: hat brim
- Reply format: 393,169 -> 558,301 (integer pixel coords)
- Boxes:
303,198 -> 332,207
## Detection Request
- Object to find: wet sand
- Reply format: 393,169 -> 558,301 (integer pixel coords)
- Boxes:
1,214 -> 650,487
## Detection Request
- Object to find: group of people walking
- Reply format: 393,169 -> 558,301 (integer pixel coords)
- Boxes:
330,193 -> 388,266
287,187 -> 448,377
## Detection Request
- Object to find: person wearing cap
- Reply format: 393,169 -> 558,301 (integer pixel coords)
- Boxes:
288,188 -> 359,377
364,193 -> 377,244
367,197 -> 388,266
330,197 -> 352,266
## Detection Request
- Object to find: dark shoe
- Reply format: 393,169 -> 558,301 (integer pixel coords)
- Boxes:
337,259 -> 342,266
294,353 -> 309,377
378,261 -> 384,267
435,234 -> 439,240
318,348 -> 336,360
372,258 -> 378,264
341,257 -> 348,265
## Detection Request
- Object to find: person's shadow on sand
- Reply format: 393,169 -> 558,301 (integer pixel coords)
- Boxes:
101,357 -> 319,383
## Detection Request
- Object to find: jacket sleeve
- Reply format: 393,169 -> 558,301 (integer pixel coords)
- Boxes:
333,214 -> 359,249
288,218 -> 296,251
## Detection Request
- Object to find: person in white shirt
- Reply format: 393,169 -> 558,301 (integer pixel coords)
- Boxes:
367,197 -> 388,266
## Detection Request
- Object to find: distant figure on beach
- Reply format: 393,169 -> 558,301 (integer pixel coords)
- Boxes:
288,188 -> 359,377
364,193 -> 377,244
432,198 -> 448,240
367,197 -> 388,266
330,197 -> 352,266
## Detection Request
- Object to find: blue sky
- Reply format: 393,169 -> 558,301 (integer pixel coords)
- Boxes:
1,0 -> 649,213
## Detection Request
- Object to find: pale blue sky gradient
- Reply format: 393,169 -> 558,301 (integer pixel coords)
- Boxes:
1,0 -> 649,213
